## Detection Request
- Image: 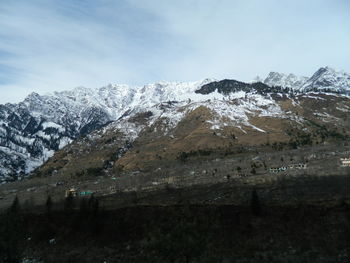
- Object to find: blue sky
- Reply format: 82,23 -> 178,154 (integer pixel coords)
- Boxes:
0,0 -> 349,103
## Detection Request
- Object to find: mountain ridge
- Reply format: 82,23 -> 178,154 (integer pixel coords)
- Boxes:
0,66 -> 349,182
259,66 -> 350,94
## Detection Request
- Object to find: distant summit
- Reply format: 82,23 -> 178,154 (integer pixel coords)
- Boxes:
301,67 -> 350,94
263,72 -> 308,90
259,67 -> 350,95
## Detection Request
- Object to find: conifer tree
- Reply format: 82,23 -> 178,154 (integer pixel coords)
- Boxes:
64,192 -> 74,212
46,195 -> 52,216
251,189 -> 262,216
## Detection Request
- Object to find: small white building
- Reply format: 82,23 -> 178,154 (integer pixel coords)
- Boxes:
340,158 -> 350,167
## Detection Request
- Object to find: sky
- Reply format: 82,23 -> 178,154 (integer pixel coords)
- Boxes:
0,0 -> 349,103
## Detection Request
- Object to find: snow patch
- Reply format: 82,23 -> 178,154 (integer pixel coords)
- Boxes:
42,121 -> 65,132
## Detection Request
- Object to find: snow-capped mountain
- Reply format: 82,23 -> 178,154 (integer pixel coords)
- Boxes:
0,67 -> 349,182
263,72 -> 308,90
261,67 -> 350,94
0,79 -> 213,182
301,67 -> 350,94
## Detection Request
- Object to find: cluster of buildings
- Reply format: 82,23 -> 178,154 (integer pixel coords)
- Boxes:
340,158 -> 350,167
268,157 -> 350,174
61,157 -> 350,198
269,163 -> 307,173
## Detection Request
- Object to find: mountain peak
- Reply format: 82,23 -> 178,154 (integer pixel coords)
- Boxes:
261,66 -> 350,94
301,67 -> 350,94
263,71 -> 307,89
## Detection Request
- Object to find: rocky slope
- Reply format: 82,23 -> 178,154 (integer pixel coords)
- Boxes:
1,67 -> 350,182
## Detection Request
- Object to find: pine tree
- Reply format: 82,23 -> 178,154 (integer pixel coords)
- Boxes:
64,192 -> 74,212
251,189 -> 262,216
9,195 -> 20,214
46,195 -> 52,216
0,196 -> 25,262
251,167 -> 256,175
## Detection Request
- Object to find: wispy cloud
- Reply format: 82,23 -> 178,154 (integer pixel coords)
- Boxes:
0,0 -> 349,103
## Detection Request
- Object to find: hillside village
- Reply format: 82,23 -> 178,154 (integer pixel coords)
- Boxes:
1,142 -> 350,262
0,143 -> 349,211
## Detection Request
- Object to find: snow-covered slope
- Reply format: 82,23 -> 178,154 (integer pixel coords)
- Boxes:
0,66 -> 349,182
0,79 -> 214,182
37,90 -> 350,178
